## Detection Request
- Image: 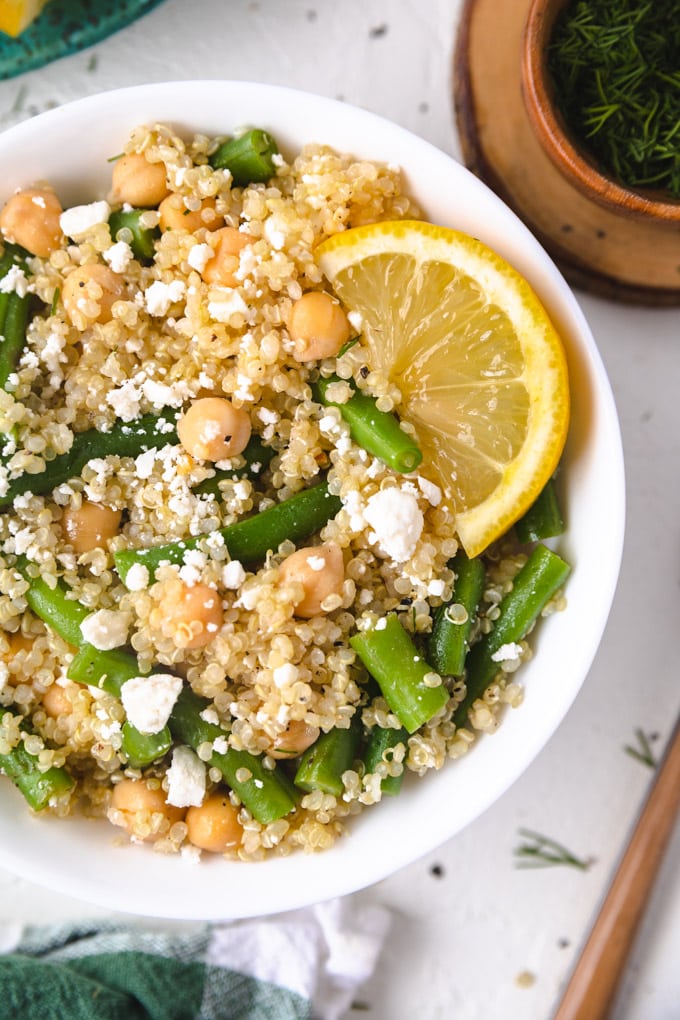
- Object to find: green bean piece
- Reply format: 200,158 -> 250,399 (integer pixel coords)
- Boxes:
515,477 -> 565,544
170,687 -> 297,824
294,715 -> 363,797
67,643 -> 144,698
428,552 -> 485,677
114,480 -> 342,585
0,291 -> 30,391
209,128 -> 280,185
350,614 -> 449,734
191,434 -> 275,499
17,565 -> 90,648
0,409 -> 181,509
363,724 -> 409,796
314,375 -> 422,474
0,244 -> 31,391
0,712 -> 74,811
108,208 -> 159,262
120,721 -> 172,768
453,545 -> 571,728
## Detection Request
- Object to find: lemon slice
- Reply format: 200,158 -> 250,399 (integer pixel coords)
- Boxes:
315,220 -> 570,557
0,0 -> 49,36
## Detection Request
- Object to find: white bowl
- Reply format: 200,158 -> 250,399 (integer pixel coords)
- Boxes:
0,81 -> 624,919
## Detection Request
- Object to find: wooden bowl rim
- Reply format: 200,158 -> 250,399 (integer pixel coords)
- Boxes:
522,0 -> 680,224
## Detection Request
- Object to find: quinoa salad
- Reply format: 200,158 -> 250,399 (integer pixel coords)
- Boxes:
0,122 -> 570,861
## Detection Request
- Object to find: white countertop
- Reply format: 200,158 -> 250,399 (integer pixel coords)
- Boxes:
0,2 -> 679,1017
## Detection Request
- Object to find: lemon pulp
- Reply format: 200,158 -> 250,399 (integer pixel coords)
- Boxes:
316,220 -> 570,557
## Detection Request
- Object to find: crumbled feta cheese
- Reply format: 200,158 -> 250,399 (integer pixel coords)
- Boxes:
208,290 -> 249,322
144,279 -> 186,317
165,745 -> 206,807
124,563 -> 150,592
222,560 -> 246,589
363,488 -> 424,562
60,201 -> 110,239
135,448 -> 157,480
273,663 -> 298,688
187,243 -> 213,273
103,240 -> 134,273
0,265 -> 28,297
417,475 -> 442,506
491,642 -> 523,663
200,707 -> 220,726
427,578 -> 447,598
106,379 -> 142,421
80,609 -> 131,650
120,673 -> 183,734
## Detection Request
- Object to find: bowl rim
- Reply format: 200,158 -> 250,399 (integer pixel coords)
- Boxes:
0,79 -> 626,919
522,0 -> 680,223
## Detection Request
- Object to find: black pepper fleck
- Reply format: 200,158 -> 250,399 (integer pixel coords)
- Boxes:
369,24 -> 388,38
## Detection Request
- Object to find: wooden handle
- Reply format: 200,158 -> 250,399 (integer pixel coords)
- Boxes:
553,716 -> 680,1020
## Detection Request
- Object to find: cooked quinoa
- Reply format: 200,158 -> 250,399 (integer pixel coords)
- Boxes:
0,122 -> 566,861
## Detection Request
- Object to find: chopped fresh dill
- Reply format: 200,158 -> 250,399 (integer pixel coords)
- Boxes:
548,0 -> 680,198
514,828 -> 593,870
624,727 -> 658,768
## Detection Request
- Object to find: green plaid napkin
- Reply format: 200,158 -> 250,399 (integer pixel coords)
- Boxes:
0,899 -> 391,1020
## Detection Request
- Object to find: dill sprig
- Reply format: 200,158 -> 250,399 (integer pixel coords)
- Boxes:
624,727 -> 659,768
548,0 -> 680,198
514,828 -> 593,870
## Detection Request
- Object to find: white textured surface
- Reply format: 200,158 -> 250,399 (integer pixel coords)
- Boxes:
0,2 -> 678,1018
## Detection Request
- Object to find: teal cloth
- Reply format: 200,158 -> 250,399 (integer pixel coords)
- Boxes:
0,0 -> 167,80
0,923 -> 310,1020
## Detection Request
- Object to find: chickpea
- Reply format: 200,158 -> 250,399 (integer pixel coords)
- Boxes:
201,226 -> 255,287
62,263 -> 125,329
288,291 -> 351,362
0,186 -> 63,257
158,193 -> 223,233
110,778 -> 185,842
111,152 -> 169,207
158,581 -> 223,649
42,683 -> 72,719
268,720 -> 320,759
185,792 -> 243,853
278,542 -> 345,618
62,500 -> 122,554
177,397 -> 251,462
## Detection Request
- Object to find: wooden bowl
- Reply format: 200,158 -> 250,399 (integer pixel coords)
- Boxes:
454,0 -> 680,304
522,0 -> 680,224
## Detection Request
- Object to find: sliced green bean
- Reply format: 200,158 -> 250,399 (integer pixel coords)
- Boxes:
294,715 -> 363,797
314,375 -> 422,473
67,643 -> 144,698
0,244 -> 31,391
170,687 -> 297,824
121,721 -> 172,768
191,434 -> 275,499
209,128 -> 280,185
350,614 -> 449,734
0,711 -> 74,811
0,409 -> 181,509
428,552 -> 485,677
515,477 -> 565,544
363,724 -> 409,796
453,545 -> 571,728
17,564 -> 89,648
108,208 -> 159,262
115,480 -> 341,585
